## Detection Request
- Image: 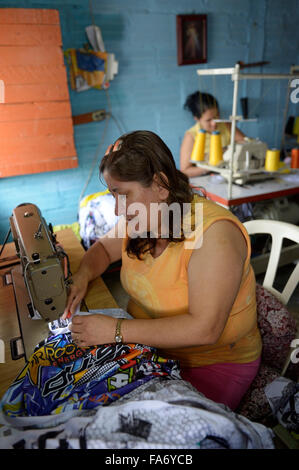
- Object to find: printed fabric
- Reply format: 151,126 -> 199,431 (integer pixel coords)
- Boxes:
0,380 -> 275,449
0,332 -> 180,418
78,191 -> 119,249
65,49 -> 109,91
265,377 -> 299,435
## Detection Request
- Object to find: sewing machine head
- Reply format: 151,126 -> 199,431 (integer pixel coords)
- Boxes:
10,203 -> 68,322
223,139 -> 267,173
9,203 -> 69,360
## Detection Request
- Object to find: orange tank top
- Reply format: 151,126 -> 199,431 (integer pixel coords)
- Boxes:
120,195 -> 262,367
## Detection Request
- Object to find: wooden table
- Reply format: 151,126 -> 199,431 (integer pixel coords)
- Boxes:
0,228 -> 118,399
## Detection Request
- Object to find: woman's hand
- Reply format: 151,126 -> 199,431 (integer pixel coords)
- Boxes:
69,314 -> 118,347
63,271 -> 89,319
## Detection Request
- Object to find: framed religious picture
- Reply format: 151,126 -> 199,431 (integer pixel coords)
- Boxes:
176,14 -> 207,66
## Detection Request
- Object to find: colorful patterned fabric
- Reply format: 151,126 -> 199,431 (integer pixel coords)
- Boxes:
78,191 -> 119,249
0,381 -> 275,449
65,49 -> 109,91
0,333 -> 180,418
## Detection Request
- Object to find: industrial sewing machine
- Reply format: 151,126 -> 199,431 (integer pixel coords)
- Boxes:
221,138 -> 275,185
222,139 -> 268,173
193,138 -> 274,185
8,203 -> 70,361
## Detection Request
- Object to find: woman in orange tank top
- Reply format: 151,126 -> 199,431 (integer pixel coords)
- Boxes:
64,130 -> 262,411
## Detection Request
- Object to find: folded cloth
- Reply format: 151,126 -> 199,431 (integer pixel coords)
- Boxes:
78,191 -> 119,249
265,376 -> 299,433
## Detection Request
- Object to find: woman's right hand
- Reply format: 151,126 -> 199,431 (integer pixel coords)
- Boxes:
62,271 -> 89,319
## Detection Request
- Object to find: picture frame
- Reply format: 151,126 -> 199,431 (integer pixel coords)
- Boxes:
176,14 -> 207,66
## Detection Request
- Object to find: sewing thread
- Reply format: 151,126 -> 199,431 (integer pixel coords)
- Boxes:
209,131 -> 222,166
191,129 -> 206,162
291,148 -> 299,169
265,149 -> 280,172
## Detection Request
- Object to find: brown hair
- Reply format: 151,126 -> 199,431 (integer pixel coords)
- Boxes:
99,130 -> 194,259
184,91 -> 219,119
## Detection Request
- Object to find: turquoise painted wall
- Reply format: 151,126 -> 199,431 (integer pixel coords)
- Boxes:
0,0 -> 298,241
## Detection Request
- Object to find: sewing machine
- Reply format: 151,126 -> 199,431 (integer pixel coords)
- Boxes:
222,139 -> 267,173
218,139 -> 274,184
193,139 -> 273,185
9,203 -> 70,361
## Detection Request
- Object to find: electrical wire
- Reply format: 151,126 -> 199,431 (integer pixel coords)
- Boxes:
77,111 -> 111,212
110,112 -> 126,135
23,257 -> 43,319
79,0 -> 127,207
77,88 -> 127,211
88,0 -> 95,27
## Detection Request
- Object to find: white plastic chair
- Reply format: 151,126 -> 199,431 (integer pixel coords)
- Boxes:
244,219 -> 299,304
244,219 -> 299,375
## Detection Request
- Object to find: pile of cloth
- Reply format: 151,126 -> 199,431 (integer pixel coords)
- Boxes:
0,311 -> 275,449
265,376 -> 299,444
0,379 -> 275,449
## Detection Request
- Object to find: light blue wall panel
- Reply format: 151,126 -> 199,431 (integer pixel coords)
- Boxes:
0,0 -> 298,242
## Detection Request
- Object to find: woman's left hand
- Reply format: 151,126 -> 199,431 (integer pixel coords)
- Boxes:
69,314 -> 117,347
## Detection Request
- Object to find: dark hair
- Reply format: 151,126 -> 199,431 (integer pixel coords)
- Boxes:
99,130 -> 194,259
184,91 -> 219,119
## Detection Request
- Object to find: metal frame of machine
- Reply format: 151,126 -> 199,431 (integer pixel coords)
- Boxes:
195,63 -> 299,198
8,203 -> 71,360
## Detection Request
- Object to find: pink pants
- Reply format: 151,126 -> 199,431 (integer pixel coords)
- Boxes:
181,356 -> 261,411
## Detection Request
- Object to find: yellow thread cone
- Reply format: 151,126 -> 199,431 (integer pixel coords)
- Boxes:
191,129 -> 206,161
209,131 -> 222,166
265,149 -> 280,171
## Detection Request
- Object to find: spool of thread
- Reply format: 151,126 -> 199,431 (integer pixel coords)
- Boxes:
291,148 -> 299,169
292,116 -> 299,135
191,129 -> 206,161
265,149 -> 280,171
209,131 -> 223,166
